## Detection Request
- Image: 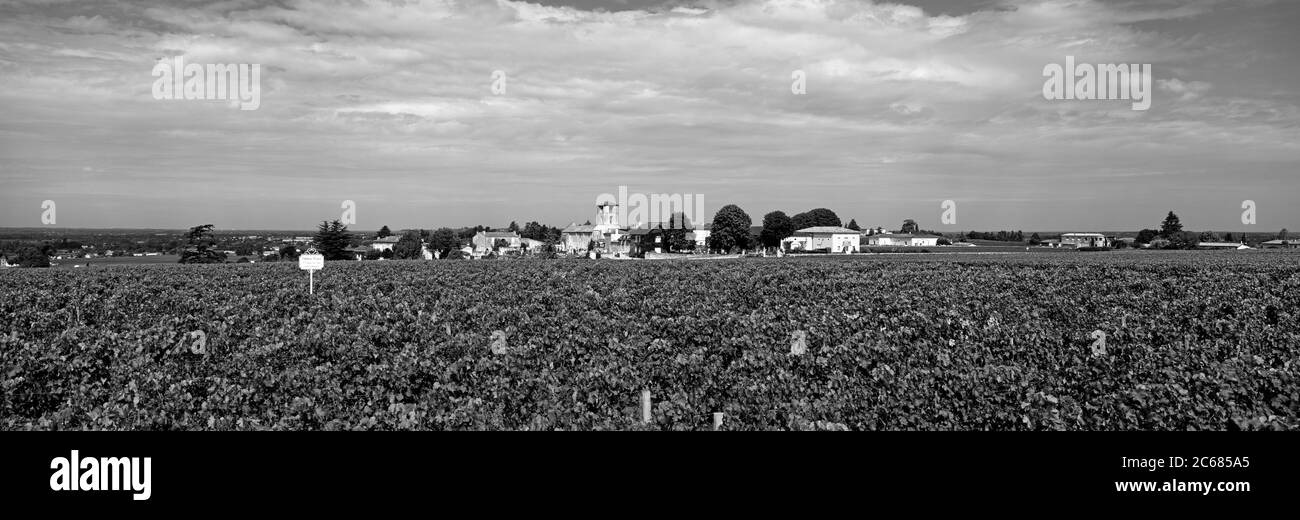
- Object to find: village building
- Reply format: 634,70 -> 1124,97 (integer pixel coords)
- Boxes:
559,223 -> 599,252
1060,233 -> 1110,248
472,230 -> 522,254
1260,239 -> 1298,249
367,235 -> 401,253
784,226 -> 861,253
687,223 -> 711,250
1196,242 -> 1252,250
866,233 -> 940,247
520,238 -> 546,252
561,201 -> 629,254
343,246 -> 369,261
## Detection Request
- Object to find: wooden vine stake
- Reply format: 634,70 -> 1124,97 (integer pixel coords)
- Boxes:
712,412 -> 724,431
641,389 -> 652,424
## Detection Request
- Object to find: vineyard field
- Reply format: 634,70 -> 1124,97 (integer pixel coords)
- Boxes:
2,252 -> 1297,430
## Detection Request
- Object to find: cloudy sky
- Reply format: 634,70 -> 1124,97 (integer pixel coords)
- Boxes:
1,0 -> 1296,231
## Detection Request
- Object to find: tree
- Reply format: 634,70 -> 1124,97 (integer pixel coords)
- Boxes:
393,231 -> 424,259
707,204 -> 753,253
494,238 -> 511,251
429,228 -> 460,257
279,245 -> 299,259
1136,229 -> 1159,244
1166,232 -> 1194,250
1159,211 -> 1182,238
377,225 -> 392,238
16,247 -> 50,268
1199,231 -> 1221,243
662,211 -> 693,251
1279,229 -> 1289,240
380,249 -> 394,259
1029,232 -> 1042,246
315,220 -> 352,261
179,224 -> 224,264
791,208 -> 840,231
521,221 -> 547,241
507,221 -> 520,233
760,211 -> 794,248
1224,232 -> 1235,243
900,219 -> 919,234
846,219 -> 861,231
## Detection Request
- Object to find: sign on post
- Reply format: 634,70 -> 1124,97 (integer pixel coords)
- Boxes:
298,247 -> 324,294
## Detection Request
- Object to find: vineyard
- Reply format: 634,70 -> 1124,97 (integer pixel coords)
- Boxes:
2,252 -> 1298,430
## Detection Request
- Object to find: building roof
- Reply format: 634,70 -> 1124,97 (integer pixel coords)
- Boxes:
478,231 -> 519,238
1061,232 -> 1106,237
1261,239 -> 1293,245
561,224 -> 598,233
371,235 -> 401,243
795,226 -> 860,235
1197,242 -> 1250,248
869,233 -> 938,240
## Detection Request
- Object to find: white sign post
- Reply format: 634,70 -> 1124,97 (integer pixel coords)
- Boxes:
298,247 -> 325,294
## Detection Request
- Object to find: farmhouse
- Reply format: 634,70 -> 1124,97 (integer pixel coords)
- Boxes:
785,226 -> 860,253
687,223 -> 711,250
560,223 -> 599,252
866,233 -> 939,247
343,246 -> 369,261
472,230 -> 521,254
520,238 -> 545,251
1060,233 -> 1109,248
1260,239 -> 1298,249
367,235 -> 401,253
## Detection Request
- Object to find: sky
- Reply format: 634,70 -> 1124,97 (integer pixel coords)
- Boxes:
0,0 -> 1296,232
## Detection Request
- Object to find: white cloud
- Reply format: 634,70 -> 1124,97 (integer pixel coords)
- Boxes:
1158,78 -> 1213,100
0,0 -> 1295,230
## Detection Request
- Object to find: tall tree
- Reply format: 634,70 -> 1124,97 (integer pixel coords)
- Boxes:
707,204 -> 753,253
508,221 -> 520,233
377,225 -> 392,238
179,224 -> 224,264
1159,211 -> 1183,238
1224,232 -> 1235,242
393,230 -> 424,259
900,219 -> 919,234
521,221 -> 546,241
846,219 -> 861,231
16,247 -> 50,268
1279,228 -> 1289,240
791,208 -> 840,230
1136,229 -> 1159,244
1029,232 -> 1042,245
315,220 -> 352,261
760,211 -> 794,248
663,211 -> 693,251
429,228 -> 460,256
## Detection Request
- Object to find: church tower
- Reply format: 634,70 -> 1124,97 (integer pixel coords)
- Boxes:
595,201 -> 619,233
